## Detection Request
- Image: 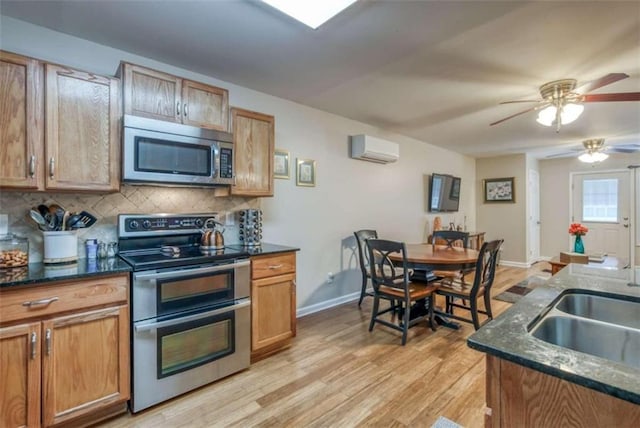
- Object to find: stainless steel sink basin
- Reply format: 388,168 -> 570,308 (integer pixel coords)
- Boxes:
531,316 -> 640,369
555,293 -> 640,330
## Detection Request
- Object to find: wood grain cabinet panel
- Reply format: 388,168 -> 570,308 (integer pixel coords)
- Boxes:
0,51 -> 44,190
119,62 -> 229,131
231,108 -> 274,197
45,64 -> 120,192
250,252 -> 296,362
0,274 -> 130,428
0,322 -> 41,428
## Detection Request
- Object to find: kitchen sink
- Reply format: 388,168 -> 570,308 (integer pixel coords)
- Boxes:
531,316 -> 640,369
555,293 -> 640,330
529,291 -> 640,370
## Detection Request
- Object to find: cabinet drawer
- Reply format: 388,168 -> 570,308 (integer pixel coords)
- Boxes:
252,252 -> 296,279
0,274 -> 129,325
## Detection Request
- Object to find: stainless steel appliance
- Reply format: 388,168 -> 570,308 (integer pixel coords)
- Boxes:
122,115 -> 234,187
118,213 -> 250,413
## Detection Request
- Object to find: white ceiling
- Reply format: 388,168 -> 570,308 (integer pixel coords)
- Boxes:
2,0 -> 639,158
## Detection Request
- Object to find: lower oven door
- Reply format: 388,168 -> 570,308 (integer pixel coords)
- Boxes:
131,298 -> 250,413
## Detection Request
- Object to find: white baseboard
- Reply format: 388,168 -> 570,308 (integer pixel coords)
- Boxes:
297,291 -> 362,318
499,260 -> 532,268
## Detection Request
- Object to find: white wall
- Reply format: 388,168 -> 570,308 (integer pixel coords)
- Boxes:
476,154 -> 528,265
1,17 -> 476,312
539,153 -> 640,265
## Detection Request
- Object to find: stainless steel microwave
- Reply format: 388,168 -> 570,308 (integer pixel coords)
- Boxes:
122,115 -> 234,187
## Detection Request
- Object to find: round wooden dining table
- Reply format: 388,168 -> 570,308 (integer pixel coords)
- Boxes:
388,243 -> 479,269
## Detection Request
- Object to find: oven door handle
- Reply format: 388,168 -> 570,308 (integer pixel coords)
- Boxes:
134,298 -> 250,333
135,260 -> 250,282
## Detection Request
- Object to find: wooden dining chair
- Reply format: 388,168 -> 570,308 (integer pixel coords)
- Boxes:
431,230 -> 472,282
367,239 -> 438,345
354,229 -> 378,306
434,239 -> 504,330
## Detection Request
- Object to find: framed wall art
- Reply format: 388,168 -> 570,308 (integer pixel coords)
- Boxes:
296,158 -> 316,187
274,149 -> 290,179
484,177 -> 515,203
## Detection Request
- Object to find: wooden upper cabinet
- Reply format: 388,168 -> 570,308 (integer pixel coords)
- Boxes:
120,62 -> 229,131
0,51 -> 44,190
45,63 -> 121,192
231,108 -> 274,197
121,63 -> 181,123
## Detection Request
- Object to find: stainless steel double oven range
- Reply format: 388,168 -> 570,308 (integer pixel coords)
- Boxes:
117,213 -> 250,413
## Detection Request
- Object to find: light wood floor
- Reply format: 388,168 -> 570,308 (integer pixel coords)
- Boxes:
100,264 -> 549,428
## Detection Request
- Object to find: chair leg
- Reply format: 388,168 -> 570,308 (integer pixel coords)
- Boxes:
401,300 -> 410,345
484,292 -> 493,320
358,274 -> 367,307
471,299 -> 481,330
428,294 -> 436,331
369,295 -> 380,332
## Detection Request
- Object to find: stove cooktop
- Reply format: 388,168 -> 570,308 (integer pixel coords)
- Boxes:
119,244 -> 249,271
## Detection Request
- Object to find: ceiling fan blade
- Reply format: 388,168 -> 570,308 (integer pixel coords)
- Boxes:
582,92 -> 640,102
609,147 -> 639,153
499,100 -> 541,104
490,106 -> 539,126
546,151 -> 579,159
576,73 -> 629,93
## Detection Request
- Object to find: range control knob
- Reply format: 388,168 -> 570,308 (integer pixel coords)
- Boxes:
128,220 -> 139,230
142,220 -> 152,229
194,218 -> 204,228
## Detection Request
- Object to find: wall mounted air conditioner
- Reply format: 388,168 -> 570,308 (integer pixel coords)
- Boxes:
350,134 -> 400,163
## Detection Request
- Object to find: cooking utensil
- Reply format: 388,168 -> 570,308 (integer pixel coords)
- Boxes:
28,210 -> 47,231
37,204 -> 49,217
66,213 -> 82,229
77,211 -> 97,228
62,211 -> 71,231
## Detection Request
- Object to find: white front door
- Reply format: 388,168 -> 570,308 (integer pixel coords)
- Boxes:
528,169 -> 540,263
571,171 -> 631,260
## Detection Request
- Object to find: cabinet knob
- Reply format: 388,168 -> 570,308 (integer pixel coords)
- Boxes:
177,101 -> 181,116
183,103 -> 188,117
22,297 -> 59,307
49,157 -> 55,179
30,332 -> 37,360
45,328 -> 52,356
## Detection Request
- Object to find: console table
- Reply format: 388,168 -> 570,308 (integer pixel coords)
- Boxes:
428,231 -> 485,250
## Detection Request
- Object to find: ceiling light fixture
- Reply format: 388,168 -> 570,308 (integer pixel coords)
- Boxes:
535,79 -> 584,132
261,0 -> 357,29
578,138 -> 609,163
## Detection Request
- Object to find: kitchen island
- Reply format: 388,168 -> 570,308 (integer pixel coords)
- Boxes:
468,264 -> 640,427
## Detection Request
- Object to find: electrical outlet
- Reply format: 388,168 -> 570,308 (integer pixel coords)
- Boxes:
225,211 -> 235,226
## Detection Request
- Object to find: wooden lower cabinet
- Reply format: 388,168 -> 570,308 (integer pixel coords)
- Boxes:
251,252 -> 296,362
0,274 -> 130,428
485,355 -> 640,427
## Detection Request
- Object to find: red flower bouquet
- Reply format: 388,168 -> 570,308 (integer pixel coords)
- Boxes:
568,223 -> 588,236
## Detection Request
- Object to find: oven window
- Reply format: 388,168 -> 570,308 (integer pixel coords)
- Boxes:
135,137 -> 211,176
157,270 -> 234,315
158,311 -> 235,378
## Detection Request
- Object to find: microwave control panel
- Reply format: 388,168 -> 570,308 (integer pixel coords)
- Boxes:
219,148 -> 233,179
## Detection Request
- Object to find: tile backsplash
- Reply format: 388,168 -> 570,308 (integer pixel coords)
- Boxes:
0,185 -> 259,262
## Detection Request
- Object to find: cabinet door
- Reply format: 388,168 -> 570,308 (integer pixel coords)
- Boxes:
0,322 -> 41,428
182,79 -> 229,131
0,51 -> 44,190
251,273 -> 296,352
231,108 -> 274,196
41,306 -> 129,427
121,63 -> 182,123
45,64 -> 120,191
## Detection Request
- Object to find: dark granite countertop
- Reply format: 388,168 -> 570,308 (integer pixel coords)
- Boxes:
0,258 -> 132,289
227,243 -> 300,256
468,264 -> 640,404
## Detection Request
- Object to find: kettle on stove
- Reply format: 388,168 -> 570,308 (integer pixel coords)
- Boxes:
200,220 -> 225,249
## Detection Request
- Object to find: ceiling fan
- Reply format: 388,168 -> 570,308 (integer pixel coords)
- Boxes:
490,73 -> 640,131
546,138 -> 640,162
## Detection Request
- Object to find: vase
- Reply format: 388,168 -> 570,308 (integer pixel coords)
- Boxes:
573,235 -> 584,254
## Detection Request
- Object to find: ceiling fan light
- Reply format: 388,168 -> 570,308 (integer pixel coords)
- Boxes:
560,103 -> 584,124
536,106 -> 556,126
578,151 -> 609,163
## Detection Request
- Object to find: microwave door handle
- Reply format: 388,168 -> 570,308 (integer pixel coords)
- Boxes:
135,260 -> 250,282
134,298 -> 250,333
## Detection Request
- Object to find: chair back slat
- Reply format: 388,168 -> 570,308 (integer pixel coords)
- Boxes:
366,239 -> 408,295
354,229 -> 378,273
472,239 -> 503,296
432,230 -> 470,248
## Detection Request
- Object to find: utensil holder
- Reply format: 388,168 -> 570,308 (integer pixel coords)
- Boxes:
238,209 -> 262,247
43,231 -> 78,264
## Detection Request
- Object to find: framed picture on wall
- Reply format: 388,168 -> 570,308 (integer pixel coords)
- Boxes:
296,158 -> 316,187
274,149 -> 290,179
484,177 -> 515,202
